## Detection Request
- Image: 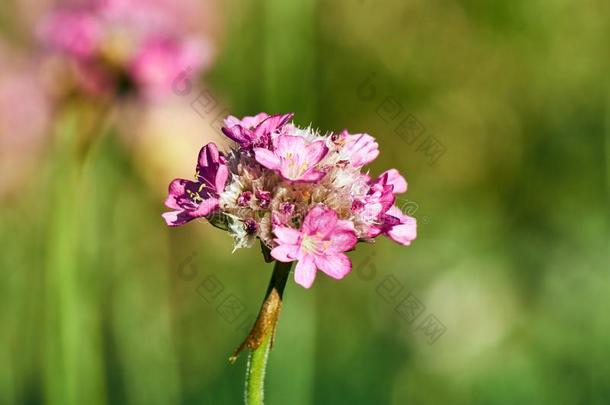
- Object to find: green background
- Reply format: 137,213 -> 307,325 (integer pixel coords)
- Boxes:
1,0 -> 608,404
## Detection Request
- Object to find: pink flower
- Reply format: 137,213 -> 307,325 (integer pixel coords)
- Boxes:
224,113 -> 270,130
352,169 -> 407,218
163,112 -> 418,289
353,169 -> 408,238
380,206 -> 417,246
378,168 -> 407,193
38,0 -> 215,100
254,135 -> 328,182
39,11 -> 101,59
271,205 -> 357,288
333,130 -> 379,167
129,37 -> 210,101
222,113 -> 293,149
162,143 -> 229,226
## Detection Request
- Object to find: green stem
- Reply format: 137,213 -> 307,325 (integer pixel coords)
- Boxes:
245,332 -> 271,405
241,261 -> 292,405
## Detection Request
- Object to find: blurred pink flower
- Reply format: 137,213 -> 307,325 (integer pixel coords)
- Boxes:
0,45 -> 50,197
129,37 -> 209,101
73,61 -> 115,96
39,10 -> 101,59
37,0 -> 215,101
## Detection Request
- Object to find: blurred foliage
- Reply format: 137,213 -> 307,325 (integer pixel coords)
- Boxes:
1,0 -> 608,404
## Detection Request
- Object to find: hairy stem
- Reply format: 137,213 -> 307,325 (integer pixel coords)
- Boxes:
230,261 -> 292,404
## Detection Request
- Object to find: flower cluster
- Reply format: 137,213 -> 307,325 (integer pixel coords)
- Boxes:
38,0 -> 213,100
163,113 -> 416,288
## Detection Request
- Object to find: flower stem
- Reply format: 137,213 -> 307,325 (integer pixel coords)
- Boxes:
244,332 -> 271,405
231,260 -> 292,404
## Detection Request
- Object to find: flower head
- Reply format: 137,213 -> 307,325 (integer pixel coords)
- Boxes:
163,113 -> 417,288
38,0 -> 214,100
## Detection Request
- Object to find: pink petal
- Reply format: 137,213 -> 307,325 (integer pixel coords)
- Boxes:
221,125 -> 251,145
366,225 -> 383,239
368,178 -> 397,213
294,255 -> 317,288
387,222 -> 417,245
314,253 -> 352,280
161,208 -> 203,227
302,205 -> 338,236
381,193 -> 396,213
224,115 -> 241,127
254,147 -> 281,170
304,141 -> 328,165
344,133 -> 379,167
245,112 -> 271,128
271,244 -> 300,262
291,169 -> 326,183
164,178 -> 188,209
161,211 -> 185,226
225,113 -> 269,129
381,169 -> 407,194
214,164 -> 229,192
385,206 -> 417,246
254,113 -> 293,138
335,219 -> 356,232
328,230 -> 357,253
193,197 -> 219,217
198,143 -> 221,167
273,226 -> 302,245
276,135 -> 307,156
